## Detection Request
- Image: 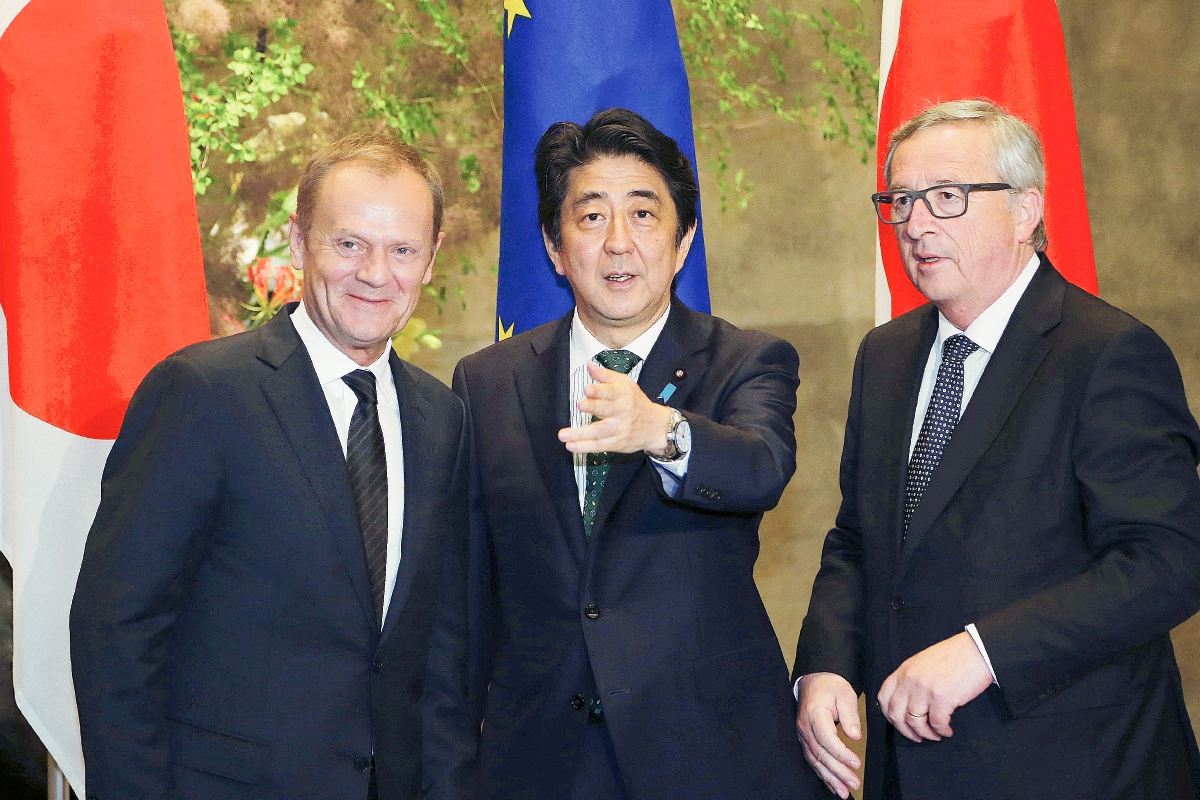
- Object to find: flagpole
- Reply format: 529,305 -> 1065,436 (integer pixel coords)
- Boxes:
47,751 -> 70,800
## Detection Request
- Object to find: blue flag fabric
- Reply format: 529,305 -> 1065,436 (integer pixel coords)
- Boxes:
496,0 -> 711,340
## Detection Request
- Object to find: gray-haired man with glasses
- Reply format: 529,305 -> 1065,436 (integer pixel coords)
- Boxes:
793,99 -> 1200,800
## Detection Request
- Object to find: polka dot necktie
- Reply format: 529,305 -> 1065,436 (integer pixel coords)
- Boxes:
903,334 -> 979,535
581,349 -> 641,537
343,368 -> 388,627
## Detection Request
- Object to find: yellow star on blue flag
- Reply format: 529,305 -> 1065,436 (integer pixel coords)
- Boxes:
504,0 -> 531,37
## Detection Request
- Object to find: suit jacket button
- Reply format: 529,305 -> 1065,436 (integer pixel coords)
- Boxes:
571,694 -> 586,710
890,596 -> 905,611
372,656 -> 384,673
584,604 -> 601,619
354,756 -> 372,772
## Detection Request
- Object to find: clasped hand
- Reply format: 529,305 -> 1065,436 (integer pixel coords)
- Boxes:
796,632 -> 993,798
558,362 -> 673,456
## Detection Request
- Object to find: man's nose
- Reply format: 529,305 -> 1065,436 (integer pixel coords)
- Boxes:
604,214 -> 634,254
357,247 -> 390,286
901,196 -> 939,238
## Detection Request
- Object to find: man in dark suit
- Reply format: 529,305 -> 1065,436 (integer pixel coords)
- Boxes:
70,134 -> 476,800
453,108 -> 820,799
794,100 -> 1200,800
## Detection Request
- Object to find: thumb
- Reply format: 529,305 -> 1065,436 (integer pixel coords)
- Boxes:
837,691 -> 862,740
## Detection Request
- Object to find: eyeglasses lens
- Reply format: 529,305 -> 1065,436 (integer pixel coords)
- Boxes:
878,185 -> 969,223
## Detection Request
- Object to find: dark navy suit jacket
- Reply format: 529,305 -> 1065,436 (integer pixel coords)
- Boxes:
796,259 -> 1200,799
71,307 -> 476,800
454,300 -> 825,799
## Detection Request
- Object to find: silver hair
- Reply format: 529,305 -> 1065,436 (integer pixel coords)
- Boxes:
883,99 -> 1047,252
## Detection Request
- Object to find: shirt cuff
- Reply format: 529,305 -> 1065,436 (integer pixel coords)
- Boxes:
649,451 -> 689,497
966,623 -> 999,685
793,675 -> 803,701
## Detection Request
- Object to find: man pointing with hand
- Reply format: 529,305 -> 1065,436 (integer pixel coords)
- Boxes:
454,108 -> 822,799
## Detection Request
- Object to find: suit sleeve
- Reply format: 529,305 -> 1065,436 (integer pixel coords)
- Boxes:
792,336 -> 868,692
975,324 -> 1200,717
671,335 -> 801,513
451,360 -> 502,727
420,396 -> 480,800
69,355 -> 223,800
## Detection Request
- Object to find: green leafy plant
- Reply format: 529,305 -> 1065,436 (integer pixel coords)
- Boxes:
170,1 -> 876,355
174,19 -> 315,195
676,0 -> 878,210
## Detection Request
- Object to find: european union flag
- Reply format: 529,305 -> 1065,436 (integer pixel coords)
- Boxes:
496,0 -> 711,340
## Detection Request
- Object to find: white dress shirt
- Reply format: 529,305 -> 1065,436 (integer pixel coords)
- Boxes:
568,306 -> 689,510
292,302 -> 404,627
909,254 -> 1041,683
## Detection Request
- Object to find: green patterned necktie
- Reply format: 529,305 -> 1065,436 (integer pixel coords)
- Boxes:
581,349 -> 641,536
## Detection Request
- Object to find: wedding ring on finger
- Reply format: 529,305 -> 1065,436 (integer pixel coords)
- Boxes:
907,710 -> 927,718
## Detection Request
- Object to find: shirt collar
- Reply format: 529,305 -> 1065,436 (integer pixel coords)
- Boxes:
291,302 -> 396,403
936,254 -> 1041,355
569,304 -> 671,370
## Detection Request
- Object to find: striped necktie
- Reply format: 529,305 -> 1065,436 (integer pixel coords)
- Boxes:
343,368 -> 388,626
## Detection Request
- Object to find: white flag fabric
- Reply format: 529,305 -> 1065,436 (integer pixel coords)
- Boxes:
0,0 -> 210,791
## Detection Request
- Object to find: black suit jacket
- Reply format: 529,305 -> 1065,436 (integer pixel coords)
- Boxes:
70,307 -> 476,800
796,258 -> 1200,799
453,300 -> 824,799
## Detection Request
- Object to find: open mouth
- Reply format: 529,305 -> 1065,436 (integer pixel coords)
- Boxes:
605,273 -> 635,283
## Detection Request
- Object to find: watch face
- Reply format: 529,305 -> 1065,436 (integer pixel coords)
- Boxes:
675,419 -> 691,454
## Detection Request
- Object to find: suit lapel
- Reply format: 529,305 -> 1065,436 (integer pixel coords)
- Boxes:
513,313 -> 588,568
898,260 -> 1065,574
380,354 -> 427,641
257,309 -> 376,629
589,301 -> 710,537
875,308 -> 938,568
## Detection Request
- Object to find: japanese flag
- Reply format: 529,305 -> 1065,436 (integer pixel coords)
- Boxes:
0,0 -> 210,791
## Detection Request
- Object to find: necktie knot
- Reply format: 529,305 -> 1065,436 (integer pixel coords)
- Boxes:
342,369 -> 378,405
942,334 -> 979,364
595,349 -> 641,374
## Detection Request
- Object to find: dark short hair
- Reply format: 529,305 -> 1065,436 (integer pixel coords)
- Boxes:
295,132 -> 444,239
534,108 -> 699,250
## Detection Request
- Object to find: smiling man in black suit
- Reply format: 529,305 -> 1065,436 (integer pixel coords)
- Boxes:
71,133 -> 476,800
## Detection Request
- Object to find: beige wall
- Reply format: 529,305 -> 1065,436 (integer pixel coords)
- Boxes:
414,0 -> 1200,755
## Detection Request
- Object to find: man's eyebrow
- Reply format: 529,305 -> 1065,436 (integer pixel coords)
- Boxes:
628,189 -> 662,203
572,190 -> 607,208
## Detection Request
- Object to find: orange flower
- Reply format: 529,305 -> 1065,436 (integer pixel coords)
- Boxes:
247,257 -> 272,296
273,265 -> 303,304
246,258 -> 303,306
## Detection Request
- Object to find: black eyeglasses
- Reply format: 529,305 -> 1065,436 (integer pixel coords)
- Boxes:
872,183 -> 1014,224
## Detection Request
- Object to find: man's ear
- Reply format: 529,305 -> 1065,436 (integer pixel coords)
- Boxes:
288,213 -> 306,271
673,223 -> 698,274
423,230 -> 445,286
542,227 -> 565,276
1013,188 -> 1044,245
